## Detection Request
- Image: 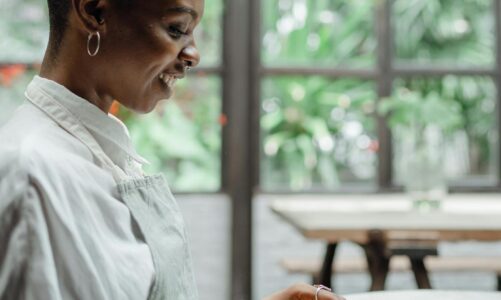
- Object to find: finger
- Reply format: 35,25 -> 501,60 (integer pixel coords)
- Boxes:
317,289 -> 346,300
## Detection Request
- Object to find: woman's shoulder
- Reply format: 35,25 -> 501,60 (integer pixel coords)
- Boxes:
0,105 -> 114,215
0,103 -> 95,181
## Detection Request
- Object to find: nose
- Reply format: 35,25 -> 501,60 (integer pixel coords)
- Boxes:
180,44 -> 200,68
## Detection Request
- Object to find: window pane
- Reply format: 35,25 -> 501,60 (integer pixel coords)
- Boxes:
122,76 -> 222,192
195,0 -> 223,67
393,0 -> 495,66
0,66 -> 37,125
392,76 -> 497,186
261,76 -> 377,191
261,0 -> 376,67
0,0 -> 49,62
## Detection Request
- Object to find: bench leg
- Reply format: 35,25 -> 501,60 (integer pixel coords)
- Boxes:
410,258 -> 432,289
364,230 -> 390,291
364,248 -> 390,291
314,243 -> 337,288
497,273 -> 501,291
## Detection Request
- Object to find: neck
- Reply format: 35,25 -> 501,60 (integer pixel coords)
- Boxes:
40,47 -> 114,113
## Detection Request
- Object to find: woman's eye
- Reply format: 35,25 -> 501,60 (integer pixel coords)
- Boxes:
168,26 -> 187,39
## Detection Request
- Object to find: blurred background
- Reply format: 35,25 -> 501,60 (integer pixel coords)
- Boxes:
2,0 -> 501,299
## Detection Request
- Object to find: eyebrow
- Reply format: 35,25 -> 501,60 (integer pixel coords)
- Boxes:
166,6 -> 198,20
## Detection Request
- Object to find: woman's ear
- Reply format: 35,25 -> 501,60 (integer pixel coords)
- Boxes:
72,0 -> 109,32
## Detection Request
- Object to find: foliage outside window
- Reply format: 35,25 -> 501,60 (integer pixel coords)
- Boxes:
392,0 -> 497,186
261,77 -> 377,190
393,0 -> 494,66
261,0 -> 378,191
260,0 -> 498,191
262,0 -> 376,67
390,77 -> 497,185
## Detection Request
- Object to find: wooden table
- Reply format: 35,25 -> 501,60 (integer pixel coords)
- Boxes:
270,194 -> 501,290
346,290 -> 501,300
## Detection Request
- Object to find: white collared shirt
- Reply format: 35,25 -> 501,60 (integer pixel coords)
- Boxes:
0,76 -> 155,300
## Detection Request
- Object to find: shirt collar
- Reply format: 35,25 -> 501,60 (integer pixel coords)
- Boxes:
28,76 -> 149,167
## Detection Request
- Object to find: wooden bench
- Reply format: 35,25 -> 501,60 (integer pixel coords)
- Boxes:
281,256 -> 501,290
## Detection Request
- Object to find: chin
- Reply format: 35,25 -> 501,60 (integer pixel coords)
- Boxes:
124,83 -> 174,114
135,96 -> 170,114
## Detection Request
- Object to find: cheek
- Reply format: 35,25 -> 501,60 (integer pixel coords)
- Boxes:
146,32 -> 182,69
131,26 -> 179,66
102,22 -> 180,107
106,24 -> 178,73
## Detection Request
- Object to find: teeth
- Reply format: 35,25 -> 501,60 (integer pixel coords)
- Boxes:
159,73 -> 177,88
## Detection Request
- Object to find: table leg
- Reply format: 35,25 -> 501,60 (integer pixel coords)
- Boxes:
364,230 -> 390,291
410,258 -> 432,289
315,243 -> 337,288
389,240 -> 437,289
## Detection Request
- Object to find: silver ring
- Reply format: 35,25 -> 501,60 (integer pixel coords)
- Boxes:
314,284 -> 332,300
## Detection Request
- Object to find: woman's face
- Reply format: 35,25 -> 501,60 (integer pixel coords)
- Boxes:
98,0 -> 204,113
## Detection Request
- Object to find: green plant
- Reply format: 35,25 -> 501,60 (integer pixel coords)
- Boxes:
262,0 -> 376,67
261,77 -> 377,190
378,88 -> 464,134
389,76 -> 496,177
394,0 -> 493,65
261,0 -> 497,190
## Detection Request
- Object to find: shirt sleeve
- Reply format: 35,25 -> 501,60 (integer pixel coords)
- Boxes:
0,174 -> 62,300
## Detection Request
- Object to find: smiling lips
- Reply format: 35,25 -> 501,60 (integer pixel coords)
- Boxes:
159,73 -> 179,88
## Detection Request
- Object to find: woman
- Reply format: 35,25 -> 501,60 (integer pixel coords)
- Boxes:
0,0 -> 343,299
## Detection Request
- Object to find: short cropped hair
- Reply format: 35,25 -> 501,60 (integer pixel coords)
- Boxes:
46,0 -> 133,54
46,0 -> 71,52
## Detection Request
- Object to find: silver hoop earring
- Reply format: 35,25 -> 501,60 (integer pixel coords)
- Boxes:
87,31 -> 101,57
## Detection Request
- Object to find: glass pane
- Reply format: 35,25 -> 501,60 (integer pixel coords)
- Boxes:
262,0 -> 376,67
121,75 -> 222,192
261,76 -> 377,191
0,65 -> 37,125
195,0 -> 222,67
393,0 -> 495,66
391,76 -> 497,186
0,0 -> 49,62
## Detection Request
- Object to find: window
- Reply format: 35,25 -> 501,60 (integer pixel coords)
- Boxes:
258,0 -> 501,192
261,0 -> 377,67
260,76 -> 377,190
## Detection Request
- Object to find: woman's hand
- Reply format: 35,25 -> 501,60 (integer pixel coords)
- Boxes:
263,283 -> 346,300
